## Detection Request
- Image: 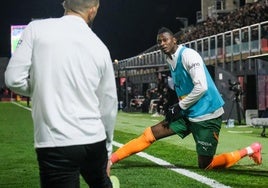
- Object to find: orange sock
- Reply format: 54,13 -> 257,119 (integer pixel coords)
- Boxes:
206,151 -> 242,169
111,127 -> 156,164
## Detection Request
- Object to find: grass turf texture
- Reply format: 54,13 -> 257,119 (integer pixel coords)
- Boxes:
0,102 -> 267,188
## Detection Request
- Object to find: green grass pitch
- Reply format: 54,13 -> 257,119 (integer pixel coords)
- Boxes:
0,102 -> 267,187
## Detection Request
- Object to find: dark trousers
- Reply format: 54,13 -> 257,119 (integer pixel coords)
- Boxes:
36,140 -> 112,188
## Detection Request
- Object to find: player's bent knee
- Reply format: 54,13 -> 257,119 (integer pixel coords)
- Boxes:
143,127 -> 156,143
198,155 -> 213,169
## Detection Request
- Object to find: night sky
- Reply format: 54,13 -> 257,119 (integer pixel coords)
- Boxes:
0,0 -> 200,60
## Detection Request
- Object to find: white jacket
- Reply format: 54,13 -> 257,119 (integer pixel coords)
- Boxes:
5,15 -> 118,156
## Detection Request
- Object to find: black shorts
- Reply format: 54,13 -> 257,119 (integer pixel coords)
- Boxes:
36,140 -> 112,188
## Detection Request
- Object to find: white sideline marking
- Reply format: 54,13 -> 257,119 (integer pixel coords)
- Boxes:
12,103 -> 230,188
12,101 -> 32,111
113,141 -> 231,188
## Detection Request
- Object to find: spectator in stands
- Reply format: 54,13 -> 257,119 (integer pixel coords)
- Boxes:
0,85 -> 5,101
109,27 -> 262,170
178,1 -> 268,43
154,91 -> 164,116
141,91 -> 151,113
5,0 -> 117,187
0,86 -> 10,101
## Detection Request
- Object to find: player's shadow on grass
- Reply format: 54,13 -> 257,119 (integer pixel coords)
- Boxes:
113,160 -> 200,170
113,160 -> 268,177
212,166 -> 268,177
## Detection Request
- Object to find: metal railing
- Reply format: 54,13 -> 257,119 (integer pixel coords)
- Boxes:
114,20 -> 268,75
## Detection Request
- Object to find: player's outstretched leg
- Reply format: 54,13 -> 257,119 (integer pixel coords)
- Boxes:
110,120 -> 176,164
206,142 -> 262,169
110,127 -> 156,164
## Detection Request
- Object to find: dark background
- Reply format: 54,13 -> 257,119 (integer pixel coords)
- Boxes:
0,0 -> 200,60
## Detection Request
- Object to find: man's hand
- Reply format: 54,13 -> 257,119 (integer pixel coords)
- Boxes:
106,159 -> 112,177
165,103 -> 183,124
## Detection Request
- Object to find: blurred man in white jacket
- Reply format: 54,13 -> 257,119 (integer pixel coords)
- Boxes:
5,0 -> 117,187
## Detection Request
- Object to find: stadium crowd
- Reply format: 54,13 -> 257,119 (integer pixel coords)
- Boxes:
178,0 -> 268,43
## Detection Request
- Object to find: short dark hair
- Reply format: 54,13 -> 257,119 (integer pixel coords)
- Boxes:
63,0 -> 99,12
157,27 -> 174,35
